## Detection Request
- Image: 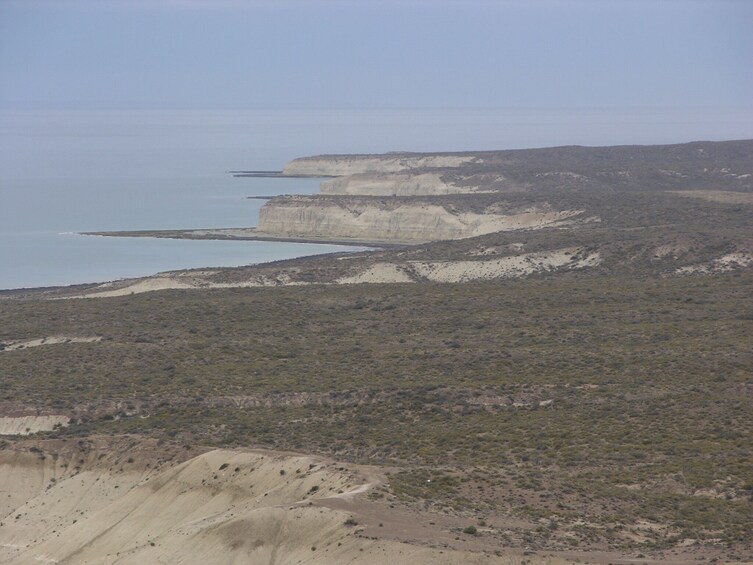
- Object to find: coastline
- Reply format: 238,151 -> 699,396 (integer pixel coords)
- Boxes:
80,228 -> 411,248
229,171 -> 337,178
1,229 -> 382,295
0,162 -> 346,292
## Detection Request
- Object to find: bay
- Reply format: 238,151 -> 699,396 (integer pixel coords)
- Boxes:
0,176 -> 355,290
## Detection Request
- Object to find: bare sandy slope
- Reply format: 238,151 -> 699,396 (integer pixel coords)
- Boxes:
1,336 -> 101,352
64,246 -> 602,298
337,248 -> 600,284
0,415 -> 69,435
1,441 -> 586,565
407,248 -> 600,283
668,190 -> 753,205
67,273 -> 307,299
675,252 -> 753,274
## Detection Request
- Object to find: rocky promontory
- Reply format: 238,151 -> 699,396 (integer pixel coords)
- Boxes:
281,152 -> 478,176
265,150 -> 584,242
257,141 -> 752,244
76,140 -> 753,294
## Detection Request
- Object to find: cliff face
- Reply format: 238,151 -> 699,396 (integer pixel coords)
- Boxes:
271,142 -> 749,243
267,150 -> 590,242
320,172 -> 489,196
258,196 -> 583,242
282,154 -> 477,176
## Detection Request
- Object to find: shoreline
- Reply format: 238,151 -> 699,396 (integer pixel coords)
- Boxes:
227,170 -> 337,178
80,228 -> 414,248
0,230 -> 390,295
3,168 -> 384,295
0,234 -> 385,296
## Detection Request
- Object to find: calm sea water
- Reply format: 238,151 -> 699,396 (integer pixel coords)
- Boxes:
1,108 -> 750,289
0,176 -> 353,289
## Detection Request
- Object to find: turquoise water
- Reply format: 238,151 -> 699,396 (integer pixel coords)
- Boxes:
0,176 -> 354,289
0,111 -> 360,290
2,108 -> 750,289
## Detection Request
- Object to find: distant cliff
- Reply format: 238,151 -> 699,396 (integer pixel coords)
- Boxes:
282,153 -> 478,176
263,141 -> 752,244
320,172 -> 486,196
257,196 -> 584,243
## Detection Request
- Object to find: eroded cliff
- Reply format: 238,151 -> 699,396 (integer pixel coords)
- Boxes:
266,142 -> 752,244
257,196 -> 584,243
267,150 -> 595,243
320,172 -> 490,196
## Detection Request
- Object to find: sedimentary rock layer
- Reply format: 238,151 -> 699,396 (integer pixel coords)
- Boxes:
258,197 -> 583,243
320,172 -> 489,196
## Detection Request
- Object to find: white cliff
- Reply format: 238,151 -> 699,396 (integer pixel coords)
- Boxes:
258,197 -> 583,243
320,172 -> 489,196
282,154 -> 477,176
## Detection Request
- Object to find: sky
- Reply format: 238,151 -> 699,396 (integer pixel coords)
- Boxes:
1,0 -> 752,111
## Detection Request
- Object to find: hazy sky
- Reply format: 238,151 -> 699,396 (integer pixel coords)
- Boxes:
1,0 -> 751,111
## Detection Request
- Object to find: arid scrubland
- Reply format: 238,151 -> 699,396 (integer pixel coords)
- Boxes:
1,140 -> 752,564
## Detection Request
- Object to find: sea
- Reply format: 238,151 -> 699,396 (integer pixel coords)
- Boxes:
1,107 -> 750,290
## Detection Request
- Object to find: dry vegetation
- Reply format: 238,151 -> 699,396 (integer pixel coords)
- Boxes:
1,140 -> 752,563
2,271 -> 752,560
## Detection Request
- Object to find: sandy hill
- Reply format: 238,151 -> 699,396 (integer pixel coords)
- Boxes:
0,438 -> 577,564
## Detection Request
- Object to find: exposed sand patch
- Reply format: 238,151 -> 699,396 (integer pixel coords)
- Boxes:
70,247 -> 602,297
337,263 -> 415,284
653,243 -> 690,259
675,252 -> 753,275
410,248 -> 600,283
72,273 -> 309,299
336,249 -> 600,285
668,190 -> 753,205
0,416 -> 70,436
1,336 -> 101,351
80,277 -> 194,297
